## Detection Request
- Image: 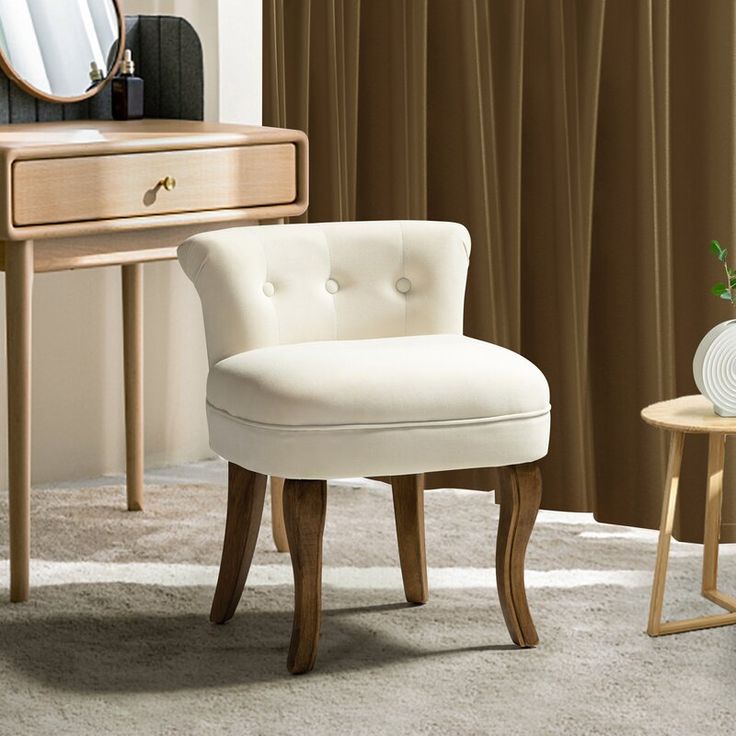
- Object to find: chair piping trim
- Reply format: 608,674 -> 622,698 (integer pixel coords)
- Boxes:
205,401 -> 551,433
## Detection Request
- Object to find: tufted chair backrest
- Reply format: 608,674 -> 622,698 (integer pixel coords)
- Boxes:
178,220 -> 471,366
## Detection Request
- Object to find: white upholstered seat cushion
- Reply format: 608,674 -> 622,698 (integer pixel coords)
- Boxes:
206,334 -> 550,479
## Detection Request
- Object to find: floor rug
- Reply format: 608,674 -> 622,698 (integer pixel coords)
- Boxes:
0,461 -> 734,735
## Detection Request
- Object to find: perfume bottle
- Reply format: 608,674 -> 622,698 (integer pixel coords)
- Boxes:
112,50 -> 144,120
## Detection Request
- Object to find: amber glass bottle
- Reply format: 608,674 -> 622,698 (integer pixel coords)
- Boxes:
112,50 -> 144,120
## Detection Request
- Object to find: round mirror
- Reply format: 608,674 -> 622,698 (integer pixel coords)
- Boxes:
0,0 -> 125,103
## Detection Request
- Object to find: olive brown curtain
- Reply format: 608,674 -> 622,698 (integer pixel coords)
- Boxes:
263,0 -> 736,543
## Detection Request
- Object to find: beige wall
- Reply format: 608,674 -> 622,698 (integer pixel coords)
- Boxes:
0,263 -> 211,487
125,0 -> 262,124
0,0 -> 262,487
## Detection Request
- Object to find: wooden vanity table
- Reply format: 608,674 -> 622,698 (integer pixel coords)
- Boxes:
0,119 -> 308,601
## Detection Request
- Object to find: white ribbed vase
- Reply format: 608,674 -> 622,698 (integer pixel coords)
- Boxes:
693,320 -> 736,416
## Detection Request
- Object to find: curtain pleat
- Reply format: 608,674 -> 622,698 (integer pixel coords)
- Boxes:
263,0 -> 736,542
588,0 -> 676,533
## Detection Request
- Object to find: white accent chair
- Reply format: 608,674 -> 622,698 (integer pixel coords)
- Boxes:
178,221 -> 550,674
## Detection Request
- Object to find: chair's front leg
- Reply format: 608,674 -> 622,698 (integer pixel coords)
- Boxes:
284,478 -> 327,674
210,463 -> 267,624
496,462 -> 542,647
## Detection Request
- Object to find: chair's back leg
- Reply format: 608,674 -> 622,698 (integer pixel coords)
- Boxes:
269,476 -> 289,552
391,473 -> 429,604
496,462 -> 543,647
284,478 -> 327,674
210,463 -> 267,624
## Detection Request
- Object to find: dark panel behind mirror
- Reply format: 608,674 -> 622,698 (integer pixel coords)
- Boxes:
0,15 -> 203,123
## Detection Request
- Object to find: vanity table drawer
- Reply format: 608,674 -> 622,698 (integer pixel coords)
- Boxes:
12,144 -> 297,226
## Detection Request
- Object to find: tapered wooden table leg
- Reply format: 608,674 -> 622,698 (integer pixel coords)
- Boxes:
647,431 -> 684,635
702,433 -> 726,595
646,428 -> 736,635
701,434 -> 736,613
122,264 -> 144,511
261,219 -> 288,554
642,397 -> 736,634
6,241 -> 33,602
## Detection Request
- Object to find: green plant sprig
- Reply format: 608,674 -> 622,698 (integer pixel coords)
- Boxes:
710,240 -> 736,305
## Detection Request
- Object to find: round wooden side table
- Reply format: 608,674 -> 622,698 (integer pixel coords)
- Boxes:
641,394 -> 736,636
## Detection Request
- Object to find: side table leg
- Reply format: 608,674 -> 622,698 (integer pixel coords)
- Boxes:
702,434 -> 736,612
647,431 -> 684,635
648,430 -> 736,635
6,241 -> 34,602
702,433 -> 725,596
122,264 -> 144,511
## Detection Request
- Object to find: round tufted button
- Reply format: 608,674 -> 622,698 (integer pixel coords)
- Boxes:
263,282 -> 275,297
395,277 -> 412,294
325,278 -> 340,294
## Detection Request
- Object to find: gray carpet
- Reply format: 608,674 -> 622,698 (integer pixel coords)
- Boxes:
0,460 -> 734,735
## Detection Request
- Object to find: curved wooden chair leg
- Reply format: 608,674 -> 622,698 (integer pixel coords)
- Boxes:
496,462 -> 542,647
390,473 -> 428,604
210,463 -> 267,624
270,476 -> 289,553
284,478 -> 327,674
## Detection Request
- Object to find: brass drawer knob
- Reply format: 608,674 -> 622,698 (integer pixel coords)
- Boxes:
159,175 -> 177,191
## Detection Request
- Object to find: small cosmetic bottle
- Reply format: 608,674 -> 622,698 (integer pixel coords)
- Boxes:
86,61 -> 103,91
112,50 -> 144,120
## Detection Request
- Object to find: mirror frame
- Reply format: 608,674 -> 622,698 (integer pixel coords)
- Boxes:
0,0 -> 126,104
